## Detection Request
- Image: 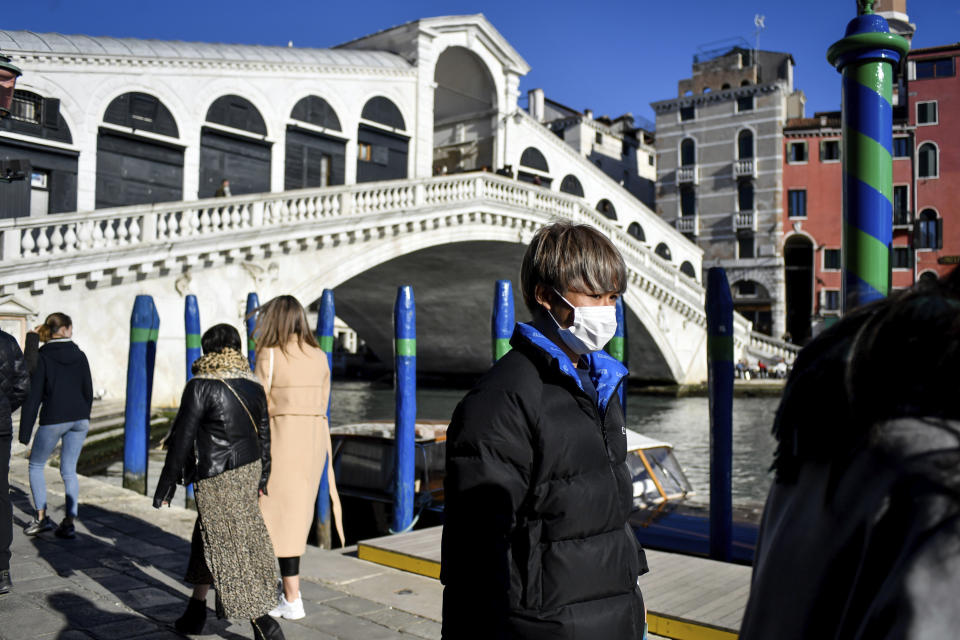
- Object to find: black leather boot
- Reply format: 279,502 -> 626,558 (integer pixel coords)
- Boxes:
174,597 -> 207,634
251,613 -> 285,640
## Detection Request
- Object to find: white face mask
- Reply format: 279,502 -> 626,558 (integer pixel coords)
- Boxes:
548,289 -> 619,355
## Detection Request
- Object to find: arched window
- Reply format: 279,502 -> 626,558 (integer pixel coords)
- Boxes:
738,182 -> 754,211
919,270 -> 939,283
680,261 -> 697,279
741,79 -> 751,87
286,96 -> 345,189
520,147 -> 549,172
596,199 -> 617,220
918,143 -> 938,178
98,92 -> 183,208
738,130 -> 754,160
290,96 -> 341,131
917,209 -> 942,249
627,222 -> 645,242
361,96 -> 405,130
205,95 -> 266,134
721,83 -> 731,90
104,92 -> 178,137
680,138 -> 696,167
559,174 -> 584,197
655,243 -> 672,261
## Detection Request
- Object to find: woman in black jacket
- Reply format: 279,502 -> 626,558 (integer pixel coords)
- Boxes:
154,324 -> 284,640
442,222 -> 647,640
19,313 -> 93,540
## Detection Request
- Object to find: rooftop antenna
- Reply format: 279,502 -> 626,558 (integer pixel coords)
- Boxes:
754,14 -> 766,69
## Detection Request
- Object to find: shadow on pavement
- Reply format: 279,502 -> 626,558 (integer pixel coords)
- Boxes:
11,486 -> 248,639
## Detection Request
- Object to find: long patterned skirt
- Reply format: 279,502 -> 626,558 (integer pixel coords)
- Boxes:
192,461 -> 277,619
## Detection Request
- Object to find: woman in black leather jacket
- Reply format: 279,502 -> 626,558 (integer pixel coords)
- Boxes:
153,324 -> 284,640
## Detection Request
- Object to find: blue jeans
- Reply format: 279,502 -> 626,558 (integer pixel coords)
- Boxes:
28,420 -> 89,518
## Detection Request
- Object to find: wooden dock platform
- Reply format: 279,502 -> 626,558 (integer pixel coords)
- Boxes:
358,526 -> 751,640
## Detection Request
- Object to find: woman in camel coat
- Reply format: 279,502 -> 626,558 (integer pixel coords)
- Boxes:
254,295 -> 343,621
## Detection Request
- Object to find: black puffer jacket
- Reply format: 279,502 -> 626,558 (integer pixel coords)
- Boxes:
154,374 -> 271,506
441,323 -> 647,640
0,329 -> 29,437
19,339 -> 93,444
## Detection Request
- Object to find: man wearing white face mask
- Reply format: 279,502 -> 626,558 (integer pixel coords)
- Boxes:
441,221 -> 648,640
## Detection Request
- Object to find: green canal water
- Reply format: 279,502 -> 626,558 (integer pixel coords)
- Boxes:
329,381 -> 779,507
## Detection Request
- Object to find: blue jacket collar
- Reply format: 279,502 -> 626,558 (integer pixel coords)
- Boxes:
512,323 -> 628,416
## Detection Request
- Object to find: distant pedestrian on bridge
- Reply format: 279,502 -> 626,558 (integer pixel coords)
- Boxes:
254,295 -> 344,621
214,179 -> 231,197
0,325 -> 29,594
740,266 -> 960,640
154,323 -> 284,640
19,313 -> 92,541
442,221 -> 648,639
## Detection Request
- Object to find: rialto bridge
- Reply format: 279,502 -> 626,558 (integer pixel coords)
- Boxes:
0,15 -> 796,405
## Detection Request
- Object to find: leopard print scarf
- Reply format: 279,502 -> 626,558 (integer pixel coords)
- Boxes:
191,348 -> 260,383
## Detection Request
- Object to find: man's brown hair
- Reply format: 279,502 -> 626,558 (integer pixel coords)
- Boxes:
519,221 -> 627,314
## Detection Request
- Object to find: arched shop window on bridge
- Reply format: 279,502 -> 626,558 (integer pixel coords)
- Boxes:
596,199 -> 617,220
518,147 -> 551,187
655,242 -> 672,261
559,174 -> 584,197
286,96 -> 345,189
357,96 -> 409,183
200,95 -> 271,198
627,222 -> 645,242
0,89 -> 76,218
680,261 -> 697,280
96,92 -> 183,209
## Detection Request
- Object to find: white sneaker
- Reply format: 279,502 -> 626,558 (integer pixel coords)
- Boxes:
268,592 -> 305,620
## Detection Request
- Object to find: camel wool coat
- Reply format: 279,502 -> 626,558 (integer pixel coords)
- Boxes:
256,341 -> 344,556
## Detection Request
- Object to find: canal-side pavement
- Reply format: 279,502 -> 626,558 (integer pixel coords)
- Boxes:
2,455 -> 446,640
3,454 -> 671,640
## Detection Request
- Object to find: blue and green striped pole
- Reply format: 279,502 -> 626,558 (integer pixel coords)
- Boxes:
315,289 -> 335,548
608,297 -> 628,416
828,1 -> 909,312
392,285 -> 416,534
706,268 -> 733,562
184,294 -> 201,510
123,295 -> 158,495
245,292 -> 259,370
491,280 -> 514,363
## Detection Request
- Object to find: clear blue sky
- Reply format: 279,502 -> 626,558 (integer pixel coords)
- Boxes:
7,1 -> 959,127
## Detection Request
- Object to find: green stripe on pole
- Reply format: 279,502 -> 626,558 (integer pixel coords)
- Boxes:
148,328 -> 159,342
495,338 -> 512,361
607,336 -> 625,362
395,338 -> 416,357
707,336 -> 734,363
852,62 -> 893,105
131,328 -> 152,342
844,222 -> 890,294
848,131 -> 893,199
186,334 -> 202,349
318,335 -> 334,353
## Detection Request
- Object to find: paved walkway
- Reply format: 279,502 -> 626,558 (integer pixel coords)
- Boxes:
3,455 -> 443,640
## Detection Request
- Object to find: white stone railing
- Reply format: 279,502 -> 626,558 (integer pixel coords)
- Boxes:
0,174 -> 704,306
733,210 -> 756,232
748,330 -> 801,361
733,159 -> 755,179
677,166 -> 699,185
676,216 -> 698,235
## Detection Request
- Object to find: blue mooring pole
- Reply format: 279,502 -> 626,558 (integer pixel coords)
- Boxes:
123,295 -> 158,495
706,267 -> 733,561
315,289 -> 335,548
827,2 -> 908,313
184,294 -> 201,510
392,286 -> 416,534
492,280 -> 514,363
245,292 -> 259,371
608,297 -> 628,416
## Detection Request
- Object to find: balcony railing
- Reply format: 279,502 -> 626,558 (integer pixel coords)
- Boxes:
677,165 -> 699,185
733,210 -> 756,231
733,159 -> 756,179
676,215 -> 699,235
893,208 -> 912,228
